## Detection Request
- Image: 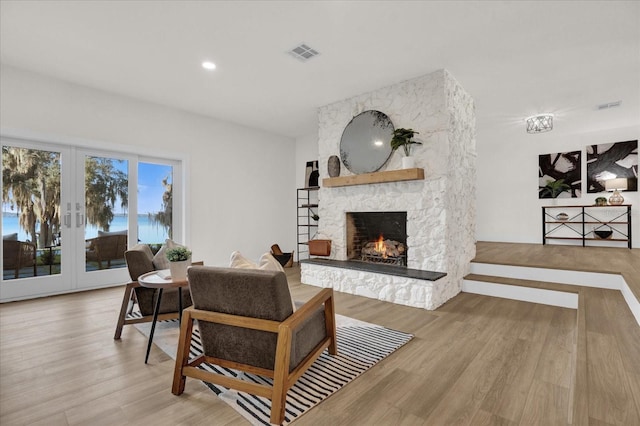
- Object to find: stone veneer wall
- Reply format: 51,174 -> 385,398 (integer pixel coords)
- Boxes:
301,69 -> 476,310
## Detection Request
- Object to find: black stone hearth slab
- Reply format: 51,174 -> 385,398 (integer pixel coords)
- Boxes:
301,258 -> 446,281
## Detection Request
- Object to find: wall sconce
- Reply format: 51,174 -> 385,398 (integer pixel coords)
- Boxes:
526,114 -> 554,133
605,178 -> 628,205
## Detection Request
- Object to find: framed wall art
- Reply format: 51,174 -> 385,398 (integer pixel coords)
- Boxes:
538,151 -> 581,198
587,140 -> 638,193
304,160 -> 319,188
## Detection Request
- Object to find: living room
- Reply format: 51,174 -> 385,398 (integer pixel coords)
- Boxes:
1,1 -> 639,425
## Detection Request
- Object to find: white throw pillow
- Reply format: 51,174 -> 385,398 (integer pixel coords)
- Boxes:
153,239 -> 185,270
130,243 -> 153,260
258,252 -> 285,272
229,251 -> 258,269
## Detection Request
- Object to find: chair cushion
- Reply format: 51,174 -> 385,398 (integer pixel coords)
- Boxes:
124,247 -> 154,281
230,251 -> 293,310
189,266 -> 312,370
3,233 -> 18,240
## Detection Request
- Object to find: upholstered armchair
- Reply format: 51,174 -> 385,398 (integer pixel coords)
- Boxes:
172,266 -> 337,425
3,239 -> 37,279
113,244 -> 195,339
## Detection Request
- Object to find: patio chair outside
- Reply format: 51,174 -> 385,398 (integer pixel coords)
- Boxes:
3,239 -> 37,279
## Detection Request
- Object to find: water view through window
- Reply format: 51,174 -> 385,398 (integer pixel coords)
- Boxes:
2,146 -> 173,279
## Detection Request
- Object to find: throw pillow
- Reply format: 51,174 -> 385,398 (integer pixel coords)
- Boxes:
229,251 -> 258,269
258,252 -> 285,272
130,243 -> 153,260
153,238 -> 186,270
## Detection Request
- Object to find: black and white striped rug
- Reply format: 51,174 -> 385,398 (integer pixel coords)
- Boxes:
136,315 -> 413,425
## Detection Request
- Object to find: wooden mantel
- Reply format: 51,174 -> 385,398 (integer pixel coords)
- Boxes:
323,168 -> 424,188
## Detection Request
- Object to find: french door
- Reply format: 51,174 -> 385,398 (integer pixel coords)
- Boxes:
1,137 -> 181,301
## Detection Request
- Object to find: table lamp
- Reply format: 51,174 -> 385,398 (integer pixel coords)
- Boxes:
605,178 -> 627,205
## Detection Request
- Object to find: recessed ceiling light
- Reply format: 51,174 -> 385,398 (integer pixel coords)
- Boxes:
202,61 -> 216,70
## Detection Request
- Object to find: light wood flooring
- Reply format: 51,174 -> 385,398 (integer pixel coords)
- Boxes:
1,244 -> 639,425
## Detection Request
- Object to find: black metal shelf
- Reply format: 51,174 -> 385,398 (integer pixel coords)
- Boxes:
542,205 -> 632,248
297,187 -> 320,262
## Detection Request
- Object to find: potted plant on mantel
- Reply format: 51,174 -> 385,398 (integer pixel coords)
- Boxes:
390,128 -> 422,169
166,246 -> 192,280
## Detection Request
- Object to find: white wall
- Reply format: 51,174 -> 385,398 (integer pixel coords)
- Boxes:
0,64 -> 297,266
477,121 -> 639,248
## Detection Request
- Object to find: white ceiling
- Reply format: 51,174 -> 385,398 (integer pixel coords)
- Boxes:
1,0 -> 639,138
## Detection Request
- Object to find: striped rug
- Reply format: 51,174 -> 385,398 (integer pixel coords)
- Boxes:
136,315 -> 413,425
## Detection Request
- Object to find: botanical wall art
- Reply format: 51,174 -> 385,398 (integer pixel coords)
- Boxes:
587,140 -> 638,193
538,151 -> 581,198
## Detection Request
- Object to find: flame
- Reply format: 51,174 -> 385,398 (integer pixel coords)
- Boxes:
374,235 -> 387,258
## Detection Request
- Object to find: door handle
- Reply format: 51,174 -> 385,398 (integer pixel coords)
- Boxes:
64,212 -> 72,228
76,212 -> 84,227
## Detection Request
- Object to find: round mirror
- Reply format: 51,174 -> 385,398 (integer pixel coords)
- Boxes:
340,110 -> 394,174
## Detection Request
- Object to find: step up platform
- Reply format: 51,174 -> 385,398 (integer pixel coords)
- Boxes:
464,262 -> 640,325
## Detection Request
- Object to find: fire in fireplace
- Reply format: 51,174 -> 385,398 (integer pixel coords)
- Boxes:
346,212 -> 407,266
361,235 -> 407,265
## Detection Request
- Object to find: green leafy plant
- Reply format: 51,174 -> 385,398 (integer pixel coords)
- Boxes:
595,197 -> 608,206
166,246 -> 192,262
390,128 -> 422,157
540,179 -> 571,198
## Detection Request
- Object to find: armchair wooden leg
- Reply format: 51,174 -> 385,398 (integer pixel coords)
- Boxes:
271,326 -> 293,425
114,283 -> 135,340
325,293 -> 338,355
172,309 -> 194,395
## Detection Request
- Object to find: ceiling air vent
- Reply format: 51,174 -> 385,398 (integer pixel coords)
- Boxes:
597,101 -> 622,110
288,43 -> 320,62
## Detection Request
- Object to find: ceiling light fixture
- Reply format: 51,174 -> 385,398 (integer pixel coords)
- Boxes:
525,113 -> 554,133
202,61 -> 216,70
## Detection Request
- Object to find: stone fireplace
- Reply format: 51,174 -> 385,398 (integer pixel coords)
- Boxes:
301,69 -> 476,310
346,211 -> 407,266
